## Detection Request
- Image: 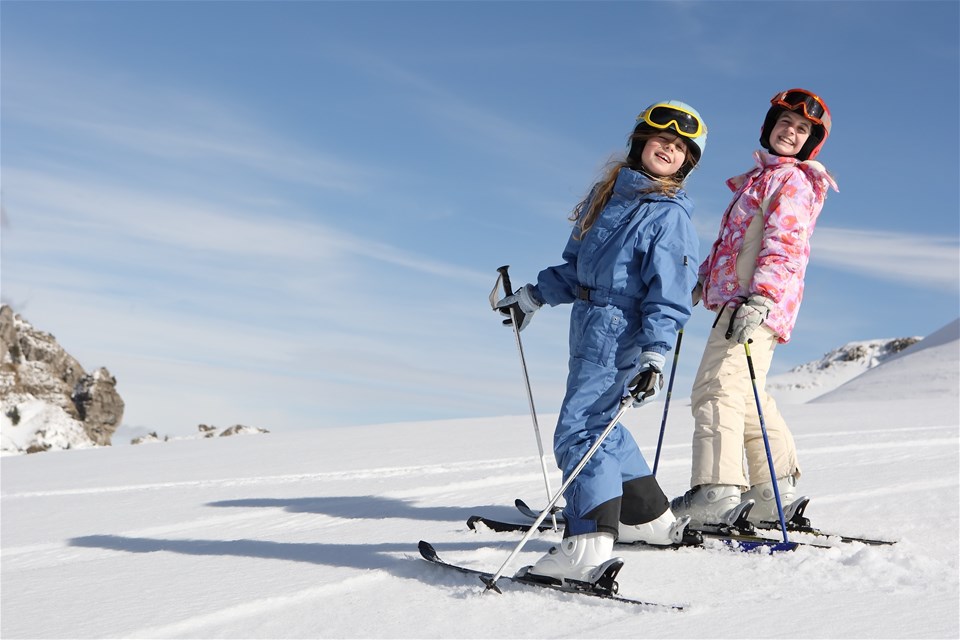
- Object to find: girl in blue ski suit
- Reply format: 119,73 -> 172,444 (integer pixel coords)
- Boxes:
496,100 -> 705,582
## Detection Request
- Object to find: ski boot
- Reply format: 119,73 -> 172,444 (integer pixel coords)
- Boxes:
619,510 -> 697,547
520,532 -> 617,585
743,475 -> 808,526
671,484 -> 755,531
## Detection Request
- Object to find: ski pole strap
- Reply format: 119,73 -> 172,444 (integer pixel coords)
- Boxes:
576,285 -> 638,309
707,296 -> 750,340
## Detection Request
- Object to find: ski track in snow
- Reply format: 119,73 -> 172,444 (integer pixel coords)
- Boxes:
0,456 -> 540,499
801,436 -> 957,456
5,424 -> 954,501
1,506 -> 338,568
128,572 -> 388,638
3,423 -> 955,565
1,455 -> 550,572
809,477 -> 957,505
5,463 -> 952,572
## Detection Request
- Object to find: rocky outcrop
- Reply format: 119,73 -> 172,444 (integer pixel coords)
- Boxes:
219,424 -> 270,437
1,305 -> 124,452
1,306 -> 267,454
72,368 -> 125,445
195,423 -> 270,438
129,423 -> 270,445
1,305 -> 84,418
767,335 -> 922,403
786,336 -> 921,374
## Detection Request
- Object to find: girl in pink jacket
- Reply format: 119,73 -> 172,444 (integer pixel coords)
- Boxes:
672,89 -> 839,528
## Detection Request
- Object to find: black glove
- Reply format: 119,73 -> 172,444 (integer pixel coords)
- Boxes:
627,352 -> 666,407
494,283 -> 542,332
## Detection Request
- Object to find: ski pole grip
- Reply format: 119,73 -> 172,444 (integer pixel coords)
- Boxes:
496,265 -> 525,328
497,265 -> 514,296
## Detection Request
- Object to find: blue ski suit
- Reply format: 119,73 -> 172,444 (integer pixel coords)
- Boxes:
531,168 -> 699,537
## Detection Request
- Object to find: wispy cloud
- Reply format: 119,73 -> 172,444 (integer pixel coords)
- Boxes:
687,220 -> 959,291
1,159 -> 510,432
326,44 -> 594,174
2,51 -> 371,193
1,46 -> 515,433
3,168 -> 491,290
813,227 -> 959,288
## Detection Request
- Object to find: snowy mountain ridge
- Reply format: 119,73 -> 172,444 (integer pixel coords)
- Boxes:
766,334 -> 921,403
812,317 -> 960,403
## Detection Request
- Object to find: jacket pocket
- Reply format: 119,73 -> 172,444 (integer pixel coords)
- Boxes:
570,304 -> 625,368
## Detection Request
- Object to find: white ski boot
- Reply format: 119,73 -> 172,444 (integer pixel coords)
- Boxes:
670,484 -> 752,528
619,509 -> 692,547
743,475 -> 799,525
523,532 -> 617,584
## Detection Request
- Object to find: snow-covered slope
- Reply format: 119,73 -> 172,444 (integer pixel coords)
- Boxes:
1,322 -> 957,639
767,336 -> 920,404
813,318 -> 959,403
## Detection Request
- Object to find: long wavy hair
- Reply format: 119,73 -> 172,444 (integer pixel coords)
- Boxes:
570,129 -> 698,239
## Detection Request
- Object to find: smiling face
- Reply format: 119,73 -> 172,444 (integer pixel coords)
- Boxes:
640,131 -> 688,177
768,109 -> 813,157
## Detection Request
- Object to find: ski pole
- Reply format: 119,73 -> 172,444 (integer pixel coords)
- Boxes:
744,340 -> 789,543
482,396 -> 632,594
493,265 -> 558,531
652,329 -> 683,476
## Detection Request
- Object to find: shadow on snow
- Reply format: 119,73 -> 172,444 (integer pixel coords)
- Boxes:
66,495 -> 547,580
204,494 -> 516,522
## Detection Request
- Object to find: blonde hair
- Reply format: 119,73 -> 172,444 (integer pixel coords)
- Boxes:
570,129 -> 698,238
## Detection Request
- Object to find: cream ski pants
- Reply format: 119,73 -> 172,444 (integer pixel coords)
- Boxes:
689,306 -> 800,489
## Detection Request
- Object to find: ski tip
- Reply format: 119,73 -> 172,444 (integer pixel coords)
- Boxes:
860,538 -> 898,546
418,540 -> 439,561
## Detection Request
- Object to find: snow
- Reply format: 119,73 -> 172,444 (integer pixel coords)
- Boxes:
0,397 -> 96,454
2,322 -> 958,639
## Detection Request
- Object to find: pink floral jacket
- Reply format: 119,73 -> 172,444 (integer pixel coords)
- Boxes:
699,150 -> 839,343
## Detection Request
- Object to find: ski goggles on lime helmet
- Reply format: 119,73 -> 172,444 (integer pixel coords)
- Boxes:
771,89 -> 827,125
639,103 -> 706,139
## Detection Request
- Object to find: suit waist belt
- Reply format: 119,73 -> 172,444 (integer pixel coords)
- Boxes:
576,285 -> 638,309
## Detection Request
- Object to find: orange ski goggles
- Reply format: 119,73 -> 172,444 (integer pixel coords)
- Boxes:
771,89 -> 828,125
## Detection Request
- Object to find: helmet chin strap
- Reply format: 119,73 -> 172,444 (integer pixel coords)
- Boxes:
636,164 -> 657,180
626,145 -> 658,180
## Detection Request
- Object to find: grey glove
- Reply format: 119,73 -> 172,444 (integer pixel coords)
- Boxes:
627,351 -> 666,407
494,283 -> 542,332
692,281 -> 703,307
728,295 -> 775,344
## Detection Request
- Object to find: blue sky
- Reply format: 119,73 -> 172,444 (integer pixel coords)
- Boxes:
2,1 -> 958,437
